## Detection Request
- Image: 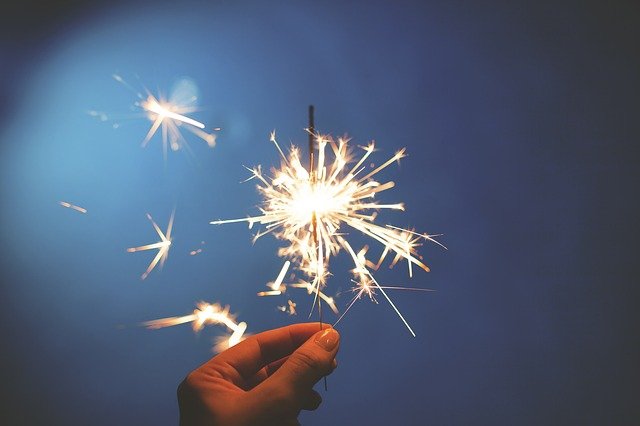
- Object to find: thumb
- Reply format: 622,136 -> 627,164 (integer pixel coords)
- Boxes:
269,327 -> 340,391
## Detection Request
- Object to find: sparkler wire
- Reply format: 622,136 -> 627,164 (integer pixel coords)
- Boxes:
308,105 -> 328,391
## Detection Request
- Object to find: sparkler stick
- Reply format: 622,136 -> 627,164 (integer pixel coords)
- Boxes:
307,107 -> 323,321
307,105 -> 328,391
127,210 -> 175,280
142,302 -> 248,352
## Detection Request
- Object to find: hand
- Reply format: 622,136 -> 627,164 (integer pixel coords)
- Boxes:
177,323 -> 340,426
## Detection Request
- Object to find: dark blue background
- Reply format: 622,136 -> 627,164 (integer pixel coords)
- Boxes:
1,1 -> 638,424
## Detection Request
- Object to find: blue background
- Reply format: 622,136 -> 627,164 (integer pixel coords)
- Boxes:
1,1 -> 638,424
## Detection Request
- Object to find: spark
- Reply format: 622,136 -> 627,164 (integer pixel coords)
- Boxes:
127,210 -> 175,280
258,262 -> 339,314
189,240 -> 206,256
142,301 -> 248,352
211,131 -> 442,335
277,300 -> 297,316
91,75 -> 219,160
289,281 -> 339,315
59,201 -> 87,214
257,261 -> 290,296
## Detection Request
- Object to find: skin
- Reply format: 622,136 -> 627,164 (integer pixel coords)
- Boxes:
178,323 -> 340,426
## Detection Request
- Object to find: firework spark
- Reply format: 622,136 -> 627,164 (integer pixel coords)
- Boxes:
257,261 -> 290,297
143,301 -> 248,352
277,300 -> 297,316
258,261 -> 339,314
59,201 -> 87,214
211,131 -> 443,336
190,241 -> 206,256
90,75 -> 219,160
127,210 -> 175,280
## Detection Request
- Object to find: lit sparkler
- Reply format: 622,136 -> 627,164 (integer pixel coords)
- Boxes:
143,301 -> 248,352
90,75 -> 220,160
211,130 -> 443,336
127,210 -> 175,280
59,201 -> 87,214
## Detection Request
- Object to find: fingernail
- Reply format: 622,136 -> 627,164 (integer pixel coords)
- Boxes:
314,328 -> 339,351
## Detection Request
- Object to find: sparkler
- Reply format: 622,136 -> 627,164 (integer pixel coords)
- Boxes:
127,210 -> 175,280
143,301 -> 248,352
90,75 -> 220,160
59,201 -> 87,214
211,121 -> 443,336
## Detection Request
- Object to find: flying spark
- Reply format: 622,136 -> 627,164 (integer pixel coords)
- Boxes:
258,261 -> 339,314
277,300 -> 297,316
127,210 -> 175,280
189,241 -> 206,256
59,201 -> 87,214
211,131 -> 443,336
90,75 -> 219,160
142,302 -> 248,352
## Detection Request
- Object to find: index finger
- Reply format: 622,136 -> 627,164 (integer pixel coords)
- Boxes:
213,322 -> 331,380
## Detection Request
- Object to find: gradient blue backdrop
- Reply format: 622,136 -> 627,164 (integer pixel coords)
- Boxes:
1,1 -> 638,425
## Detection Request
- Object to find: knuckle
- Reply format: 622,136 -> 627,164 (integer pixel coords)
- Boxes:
290,349 -> 325,373
178,371 -> 199,396
184,371 -> 200,388
269,386 -> 295,406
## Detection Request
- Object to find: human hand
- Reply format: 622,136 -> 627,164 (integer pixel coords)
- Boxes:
177,323 -> 340,426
